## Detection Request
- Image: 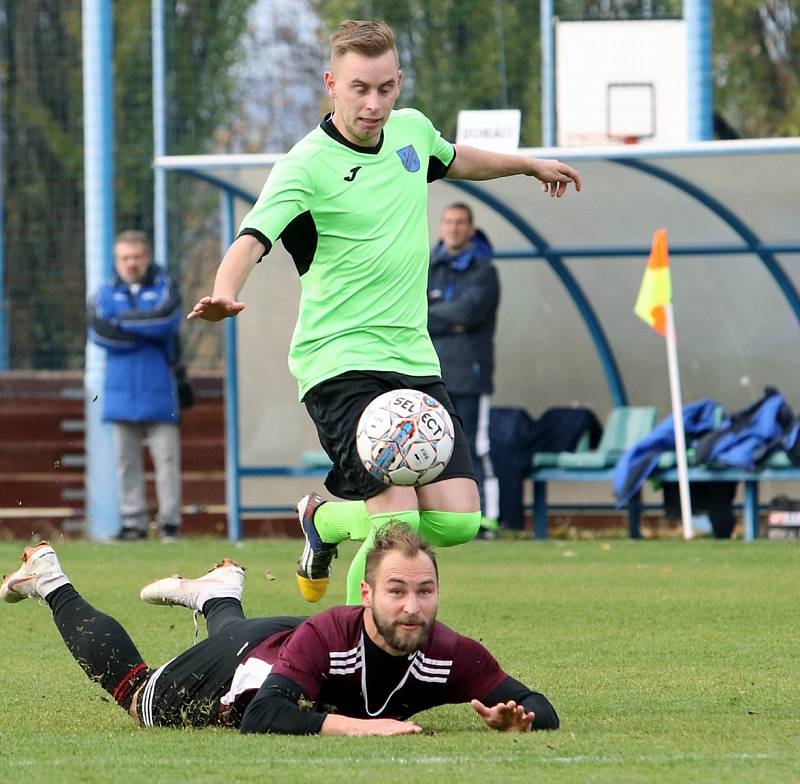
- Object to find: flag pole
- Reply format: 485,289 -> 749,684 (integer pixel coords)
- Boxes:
634,228 -> 693,539
664,302 -> 693,539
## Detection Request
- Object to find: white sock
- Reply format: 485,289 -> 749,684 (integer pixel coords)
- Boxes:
35,554 -> 69,599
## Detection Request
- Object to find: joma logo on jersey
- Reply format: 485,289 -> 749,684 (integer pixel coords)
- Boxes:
343,166 -> 362,182
396,145 -> 420,172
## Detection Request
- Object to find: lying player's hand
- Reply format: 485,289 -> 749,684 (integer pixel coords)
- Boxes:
529,158 -> 582,197
470,699 -> 534,732
322,714 -> 423,736
186,296 -> 246,322
356,718 -> 423,736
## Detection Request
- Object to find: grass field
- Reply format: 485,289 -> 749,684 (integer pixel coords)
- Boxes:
1,535 -> 798,783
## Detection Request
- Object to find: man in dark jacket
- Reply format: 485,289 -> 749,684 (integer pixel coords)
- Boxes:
428,203 -> 500,537
88,231 -> 183,541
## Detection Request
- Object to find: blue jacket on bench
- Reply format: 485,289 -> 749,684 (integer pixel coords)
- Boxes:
693,388 -> 794,471
613,399 -> 721,505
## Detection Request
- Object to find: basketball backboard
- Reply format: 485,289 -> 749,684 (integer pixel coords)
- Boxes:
555,19 -> 687,146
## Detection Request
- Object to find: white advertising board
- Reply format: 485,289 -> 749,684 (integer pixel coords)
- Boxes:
456,109 -> 521,153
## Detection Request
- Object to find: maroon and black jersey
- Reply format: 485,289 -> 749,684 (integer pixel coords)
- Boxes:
222,605 -> 506,720
218,605 -> 558,734
277,605 -> 506,717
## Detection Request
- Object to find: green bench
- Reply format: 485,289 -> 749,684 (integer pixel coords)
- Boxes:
529,406 -> 658,538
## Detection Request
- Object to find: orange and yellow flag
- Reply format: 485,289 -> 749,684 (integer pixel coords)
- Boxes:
634,229 -> 672,336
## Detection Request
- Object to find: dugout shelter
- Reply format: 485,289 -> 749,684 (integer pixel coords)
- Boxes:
156,138 -> 800,539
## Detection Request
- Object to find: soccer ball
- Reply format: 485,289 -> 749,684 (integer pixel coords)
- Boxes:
356,389 -> 455,486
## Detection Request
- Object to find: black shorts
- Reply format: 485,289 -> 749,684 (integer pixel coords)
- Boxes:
303,370 -> 476,501
138,616 -> 304,728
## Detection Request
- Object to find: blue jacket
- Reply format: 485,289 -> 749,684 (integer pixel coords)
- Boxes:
427,229 -> 499,395
613,399 -> 722,504
88,264 -> 183,423
693,388 -> 795,470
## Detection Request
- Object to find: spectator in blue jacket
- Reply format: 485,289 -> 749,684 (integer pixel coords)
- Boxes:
89,231 -> 184,541
428,203 -> 500,538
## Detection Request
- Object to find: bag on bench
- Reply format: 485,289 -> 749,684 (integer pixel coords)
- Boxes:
693,387 -> 794,470
783,419 -> 800,466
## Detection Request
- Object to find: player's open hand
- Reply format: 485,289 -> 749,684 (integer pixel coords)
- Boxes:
186,296 -> 246,322
331,717 -> 422,736
531,158 -> 582,197
470,699 -> 534,732
322,714 -> 423,736
361,718 -> 423,736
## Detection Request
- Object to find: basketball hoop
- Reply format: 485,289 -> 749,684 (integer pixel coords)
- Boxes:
608,133 -> 643,145
560,132 -> 638,148
560,131 -> 625,147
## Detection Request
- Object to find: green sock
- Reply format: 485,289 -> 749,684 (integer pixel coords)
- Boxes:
344,510 -> 421,605
313,500 -> 370,544
419,510 -> 481,547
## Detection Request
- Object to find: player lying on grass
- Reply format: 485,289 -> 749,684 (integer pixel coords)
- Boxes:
1,524 -> 558,735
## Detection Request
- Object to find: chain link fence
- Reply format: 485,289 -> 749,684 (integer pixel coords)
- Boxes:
0,0 -> 263,371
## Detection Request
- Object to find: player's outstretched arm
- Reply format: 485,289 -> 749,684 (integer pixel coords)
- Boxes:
321,714 -> 423,737
187,234 -> 265,321
240,673 -> 423,736
470,699 -> 535,733
447,143 -> 582,197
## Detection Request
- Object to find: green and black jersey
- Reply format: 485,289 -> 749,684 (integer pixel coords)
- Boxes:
239,108 -> 456,399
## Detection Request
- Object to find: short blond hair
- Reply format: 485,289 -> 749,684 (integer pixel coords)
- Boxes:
330,19 -> 398,64
114,230 -> 150,253
364,523 -> 438,587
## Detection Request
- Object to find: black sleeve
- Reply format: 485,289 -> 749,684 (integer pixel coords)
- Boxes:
483,676 -> 560,731
87,302 -> 140,346
237,228 -> 272,261
239,673 -> 327,735
427,146 -> 457,183
427,261 -> 499,332
426,309 -> 453,336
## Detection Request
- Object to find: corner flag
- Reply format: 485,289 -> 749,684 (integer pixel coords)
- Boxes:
634,229 -> 671,336
634,228 -> 693,539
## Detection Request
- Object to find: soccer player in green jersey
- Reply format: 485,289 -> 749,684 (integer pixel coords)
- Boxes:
188,19 -> 581,605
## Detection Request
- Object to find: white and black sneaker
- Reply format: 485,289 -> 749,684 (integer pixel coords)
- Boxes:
159,525 -> 180,544
115,527 -> 148,542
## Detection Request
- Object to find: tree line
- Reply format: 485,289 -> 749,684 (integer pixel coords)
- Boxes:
1,0 -> 797,369
0,0 -> 253,369
316,0 -> 798,142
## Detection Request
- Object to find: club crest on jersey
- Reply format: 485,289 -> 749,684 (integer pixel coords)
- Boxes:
396,145 -> 420,172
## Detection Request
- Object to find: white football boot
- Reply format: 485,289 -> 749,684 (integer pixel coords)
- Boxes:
1,542 -> 69,603
140,558 -> 245,613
